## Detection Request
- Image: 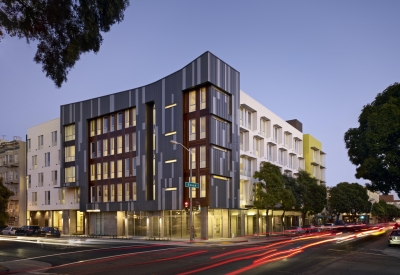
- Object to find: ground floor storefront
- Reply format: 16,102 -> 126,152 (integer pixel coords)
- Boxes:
85,208 -> 305,239
27,210 -> 84,234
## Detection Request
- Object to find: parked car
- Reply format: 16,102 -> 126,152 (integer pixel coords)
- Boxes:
38,227 -> 61,238
388,229 -> 400,247
0,226 -> 8,234
302,225 -> 319,233
1,227 -> 18,235
15,225 -> 41,236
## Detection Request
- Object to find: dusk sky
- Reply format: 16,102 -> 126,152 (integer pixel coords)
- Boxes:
1,1 -> 399,190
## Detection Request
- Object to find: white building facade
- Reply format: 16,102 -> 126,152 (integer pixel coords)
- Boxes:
26,118 -> 82,234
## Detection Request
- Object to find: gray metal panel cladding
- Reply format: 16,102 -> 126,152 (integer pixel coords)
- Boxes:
209,147 -> 230,177
209,178 -> 229,208
59,51 -> 240,212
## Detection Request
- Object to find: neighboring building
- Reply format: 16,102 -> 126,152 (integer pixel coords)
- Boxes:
302,134 -> 326,185
60,52 -> 240,239
239,91 -> 305,232
379,194 -> 400,208
0,137 -> 27,226
26,118 -> 82,233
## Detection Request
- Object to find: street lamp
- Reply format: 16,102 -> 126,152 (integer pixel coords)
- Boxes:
170,140 -> 194,242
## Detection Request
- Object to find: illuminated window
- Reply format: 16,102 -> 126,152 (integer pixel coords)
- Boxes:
117,136 -> 122,154
110,137 -> 115,155
97,163 -> 101,180
103,162 -> 108,179
65,124 -> 75,141
189,148 -> 196,169
110,184 -> 115,202
132,132 -> 136,151
125,110 -> 130,128
103,140 -> 108,156
200,117 -> 206,139
200,146 -> 206,168
90,164 -> 95,181
189,119 -> 196,141
189,91 -> 196,112
132,107 -> 136,126
200,175 -> 206,197
65,167 -> 75,183
125,134 -> 130,153
132,182 -> 137,201
117,160 -> 122,178
125,183 -> 130,201
90,120 -> 95,137
189,176 -> 196,198
97,118 -> 101,135
32,192 -> 37,206
117,184 -> 123,202
103,185 -> 108,202
65,145 -> 75,162
200,88 -> 206,110
110,161 -> 115,179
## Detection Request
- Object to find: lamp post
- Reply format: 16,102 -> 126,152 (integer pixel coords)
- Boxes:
170,140 -> 193,242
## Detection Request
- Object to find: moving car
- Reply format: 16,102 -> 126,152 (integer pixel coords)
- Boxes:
388,229 -> 400,247
1,227 -> 18,235
393,223 -> 400,230
284,226 -> 304,234
15,225 -> 41,236
38,227 -> 61,238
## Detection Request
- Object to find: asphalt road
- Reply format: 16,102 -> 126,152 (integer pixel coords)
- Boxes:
0,229 -> 399,275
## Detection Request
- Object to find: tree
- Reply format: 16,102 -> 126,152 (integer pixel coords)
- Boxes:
296,170 -> 326,225
371,202 -> 386,222
344,83 -> 400,196
253,162 -> 286,236
0,177 -> 14,226
0,0 -> 129,87
281,174 -> 299,229
328,182 -> 370,224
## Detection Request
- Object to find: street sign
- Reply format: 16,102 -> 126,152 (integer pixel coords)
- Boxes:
185,182 -> 199,188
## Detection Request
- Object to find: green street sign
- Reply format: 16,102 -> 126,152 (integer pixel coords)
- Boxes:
185,182 -> 199,188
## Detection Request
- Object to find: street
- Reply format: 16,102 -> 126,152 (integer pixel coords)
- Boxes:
0,228 -> 399,274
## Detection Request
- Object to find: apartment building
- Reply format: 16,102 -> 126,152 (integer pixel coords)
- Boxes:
239,91 -> 305,233
59,52 -> 240,239
303,134 -> 326,185
26,118 -> 82,234
0,137 -> 26,226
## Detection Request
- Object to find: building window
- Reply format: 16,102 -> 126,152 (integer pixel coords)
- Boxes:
189,90 -> 196,112
117,136 -> 122,154
125,183 -> 130,201
97,118 -> 102,135
110,161 -> 115,178
38,135 -> 43,150
45,152 -> 50,167
97,186 -> 102,202
189,176 -> 196,198
125,158 -> 130,177
27,139 -> 31,152
103,162 -> 108,180
90,164 -> 95,181
189,148 -> 196,169
132,107 -> 137,126
200,146 -> 206,168
110,184 -> 115,202
103,185 -> 109,202
65,145 -> 75,162
132,132 -> 136,151
51,170 -> 57,185
97,163 -> 101,180
132,182 -> 137,201
90,142 -> 95,159
97,140 -> 102,158
38,172 -> 44,187
200,117 -> 206,139
28,175 -> 31,188
117,113 -> 122,130
189,119 -> 196,141
200,175 -> 206,198
125,134 -> 130,153
117,160 -> 122,178
103,117 -> 108,134
45,191 -> 50,205
32,155 -> 37,169
58,189 -> 65,205
260,119 -> 267,137
65,124 -> 75,141
74,188 -> 80,203
117,184 -> 122,202
125,110 -> 130,128
110,137 -> 115,155
200,88 -> 206,110
132,157 -> 136,176
90,120 -> 95,137
103,140 -> 108,157
58,150 -> 60,164
32,192 -> 37,206
273,127 -> 279,143
111,115 -> 115,132
51,131 -> 57,146
65,167 -> 75,183
91,186 -> 95,203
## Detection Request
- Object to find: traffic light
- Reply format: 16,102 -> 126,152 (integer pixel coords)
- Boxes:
196,201 -> 201,211
184,202 -> 189,213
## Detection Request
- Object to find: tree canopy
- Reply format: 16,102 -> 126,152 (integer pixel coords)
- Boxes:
344,83 -> 400,196
0,177 -> 14,226
0,0 -> 129,87
328,182 -> 370,223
